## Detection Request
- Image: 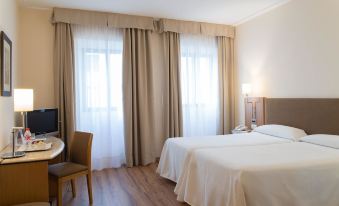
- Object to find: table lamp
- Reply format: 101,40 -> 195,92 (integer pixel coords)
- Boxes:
1,89 -> 34,159
14,89 -> 34,129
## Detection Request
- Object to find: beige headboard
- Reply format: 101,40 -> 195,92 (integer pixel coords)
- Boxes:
264,98 -> 339,135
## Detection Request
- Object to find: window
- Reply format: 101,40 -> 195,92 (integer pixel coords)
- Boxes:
180,34 -> 220,137
74,26 -> 125,170
81,49 -> 122,110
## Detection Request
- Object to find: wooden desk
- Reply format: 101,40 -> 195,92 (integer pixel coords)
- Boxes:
0,137 -> 64,206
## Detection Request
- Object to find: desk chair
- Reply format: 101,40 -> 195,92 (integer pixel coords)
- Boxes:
49,131 -> 93,206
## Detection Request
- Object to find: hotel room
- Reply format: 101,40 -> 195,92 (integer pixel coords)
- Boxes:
0,0 -> 339,205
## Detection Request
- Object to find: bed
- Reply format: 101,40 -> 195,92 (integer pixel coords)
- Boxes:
174,138 -> 339,206
157,97 -> 326,183
157,130 -> 299,182
173,98 -> 339,206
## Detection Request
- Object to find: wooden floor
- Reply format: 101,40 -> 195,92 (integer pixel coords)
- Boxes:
53,164 -> 187,206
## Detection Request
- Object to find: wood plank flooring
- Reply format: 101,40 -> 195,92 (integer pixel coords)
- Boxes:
55,164 -> 188,206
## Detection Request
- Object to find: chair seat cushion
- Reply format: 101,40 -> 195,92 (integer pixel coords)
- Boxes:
49,162 -> 88,178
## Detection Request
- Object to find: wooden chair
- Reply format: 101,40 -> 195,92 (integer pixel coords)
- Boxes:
48,131 -> 93,206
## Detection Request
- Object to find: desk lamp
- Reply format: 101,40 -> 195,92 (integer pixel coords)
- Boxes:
14,89 -> 34,129
0,89 -> 33,159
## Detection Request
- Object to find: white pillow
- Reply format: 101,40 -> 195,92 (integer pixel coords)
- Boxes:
301,134 -> 339,149
253,124 -> 307,141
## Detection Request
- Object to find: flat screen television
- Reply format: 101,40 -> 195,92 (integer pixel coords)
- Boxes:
26,109 -> 58,135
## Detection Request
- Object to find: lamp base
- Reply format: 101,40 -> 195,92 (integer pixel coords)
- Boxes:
1,151 -> 25,159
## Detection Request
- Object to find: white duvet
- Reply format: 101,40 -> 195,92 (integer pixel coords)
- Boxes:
174,142 -> 339,206
157,132 -> 292,182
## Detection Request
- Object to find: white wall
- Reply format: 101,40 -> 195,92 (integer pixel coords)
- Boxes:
0,0 -> 18,149
235,0 -> 339,124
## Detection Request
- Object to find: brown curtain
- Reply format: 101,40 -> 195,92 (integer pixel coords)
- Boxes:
123,28 -> 155,167
217,36 -> 235,134
54,23 -> 76,156
163,32 -> 183,137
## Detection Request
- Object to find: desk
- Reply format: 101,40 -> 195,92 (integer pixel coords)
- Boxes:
0,137 -> 64,206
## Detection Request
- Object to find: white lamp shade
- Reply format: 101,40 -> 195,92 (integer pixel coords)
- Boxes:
242,83 -> 252,95
14,89 -> 34,112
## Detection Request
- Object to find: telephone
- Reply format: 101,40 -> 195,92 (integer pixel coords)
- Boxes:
234,125 -> 249,132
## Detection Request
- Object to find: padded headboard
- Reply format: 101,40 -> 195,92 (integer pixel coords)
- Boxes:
264,98 -> 339,135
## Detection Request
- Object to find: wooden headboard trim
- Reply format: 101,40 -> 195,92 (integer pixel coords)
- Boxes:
244,97 -> 265,128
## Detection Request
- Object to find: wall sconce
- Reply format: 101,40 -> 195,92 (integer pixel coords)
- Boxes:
250,101 -> 257,129
242,84 -> 257,129
245,97 -> 266,130
242,83 -> 252,97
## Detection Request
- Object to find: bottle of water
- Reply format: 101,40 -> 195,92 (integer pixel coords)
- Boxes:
24,128 -> 32,142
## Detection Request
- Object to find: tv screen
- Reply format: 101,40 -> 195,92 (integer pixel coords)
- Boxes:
26,109 -> 58,135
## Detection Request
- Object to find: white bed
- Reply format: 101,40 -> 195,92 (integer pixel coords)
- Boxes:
174,140 -> 339,206
157,126 -> 304,182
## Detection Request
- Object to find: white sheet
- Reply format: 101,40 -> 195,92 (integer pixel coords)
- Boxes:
175,142 -> 339,206
157,132 -> 292,182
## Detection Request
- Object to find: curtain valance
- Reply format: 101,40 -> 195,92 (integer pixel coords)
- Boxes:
158,19 -> 235,38
52,8 -> 155,30
52,8 -> 235,37
200,23 -> 235,38
157,19 -> 201,35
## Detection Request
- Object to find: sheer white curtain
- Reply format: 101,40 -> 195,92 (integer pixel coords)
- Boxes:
180,34 -> 220,137
73,25 -> 125,170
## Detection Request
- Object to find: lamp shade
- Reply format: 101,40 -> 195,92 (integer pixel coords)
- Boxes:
14,89 -> 34,112
242,83 -> 252,96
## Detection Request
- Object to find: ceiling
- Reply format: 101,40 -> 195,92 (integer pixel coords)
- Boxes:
19,0 -> 290,25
